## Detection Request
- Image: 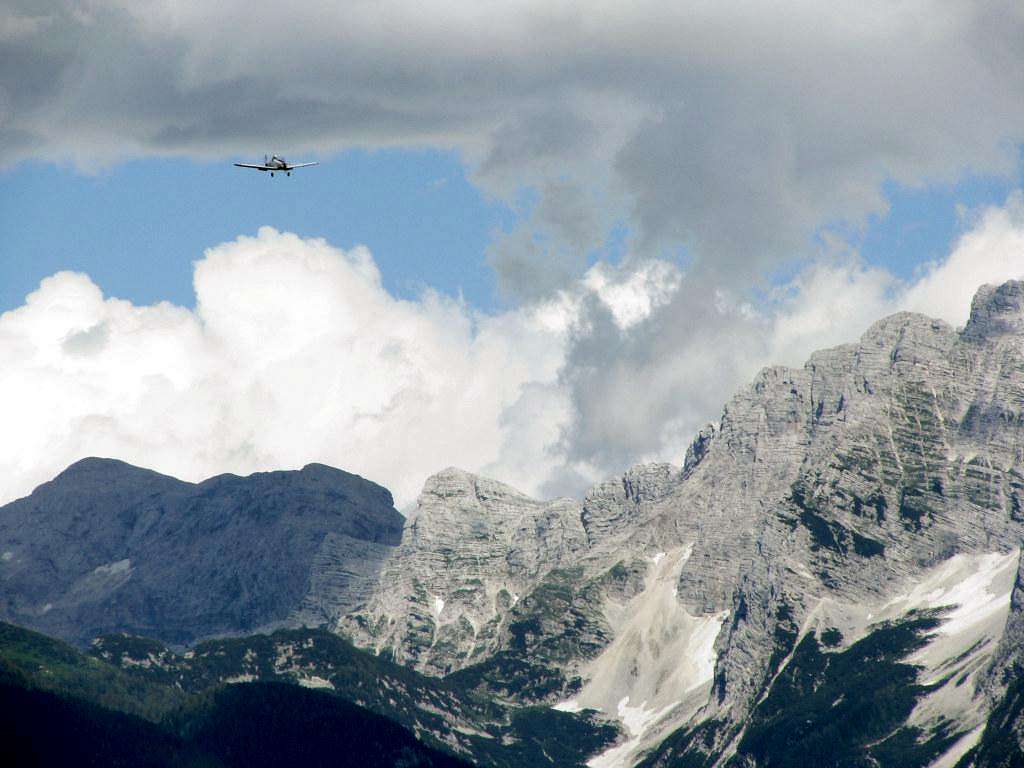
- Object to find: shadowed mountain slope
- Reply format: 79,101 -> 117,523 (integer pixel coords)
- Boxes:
0,460 -> 403,645
0,619 -> 616,768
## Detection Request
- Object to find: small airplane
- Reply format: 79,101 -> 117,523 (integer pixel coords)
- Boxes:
234,155 -> 318,177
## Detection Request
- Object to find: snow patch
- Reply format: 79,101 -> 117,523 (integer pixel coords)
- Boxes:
224,674 -> 256,684
433,596 -> 445,617
883,551 -> 1015,638
875,550 -> 1017,679
41,603 -> 52,614
297,676 -> 335,690
1,551 -> 12,562
651,552 -> 665,565
552,699 -> 583,713
93,559 -> 132,576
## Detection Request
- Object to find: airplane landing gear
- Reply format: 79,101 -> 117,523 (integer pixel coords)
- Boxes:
287,172 -> 291,176
270,172 -> 274,177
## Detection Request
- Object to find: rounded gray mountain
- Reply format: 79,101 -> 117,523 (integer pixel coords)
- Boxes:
0,458 -> 403,645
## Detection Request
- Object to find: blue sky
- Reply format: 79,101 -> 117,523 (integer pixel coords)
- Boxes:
4,3 -> 1024,319
3,151 -> 1018,316
853,172 -> 1020,280
0,150 -> 516,313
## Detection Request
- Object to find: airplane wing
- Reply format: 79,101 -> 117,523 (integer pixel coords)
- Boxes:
234,163 -> 270,170
288,162 -> 319,169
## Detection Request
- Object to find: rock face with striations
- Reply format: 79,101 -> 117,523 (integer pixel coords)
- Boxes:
0,459 -> 403,645
347,280 -> 1024,767
342,468 -> 590,675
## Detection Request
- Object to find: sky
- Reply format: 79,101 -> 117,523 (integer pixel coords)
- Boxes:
0,151 -> 514,311
3,0 -> 1024,509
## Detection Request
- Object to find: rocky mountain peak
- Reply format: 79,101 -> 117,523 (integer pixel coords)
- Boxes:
621,462 -> 678,496
418,466 -> 532,505
45,456 -> 179,493
346,466 -> 592,675
683,423 -> 716,476
53,456 -> 155,478
964,279 -> 1024,340
406,467 -> 557,544
348,279 -> 1024,766
852,310 -> 956,371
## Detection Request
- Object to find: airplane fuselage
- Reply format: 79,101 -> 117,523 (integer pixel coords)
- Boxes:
233,155 -> 318,176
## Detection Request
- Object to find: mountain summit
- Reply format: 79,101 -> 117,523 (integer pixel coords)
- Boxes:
344,280 -> 1024,766
0,460 -> 403,644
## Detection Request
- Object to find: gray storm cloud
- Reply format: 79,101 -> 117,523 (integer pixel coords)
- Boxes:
4,1 -> 1024,293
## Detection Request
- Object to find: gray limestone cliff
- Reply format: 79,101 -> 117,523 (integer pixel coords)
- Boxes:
340,467 -> 591,675
346,280 -> 1024,767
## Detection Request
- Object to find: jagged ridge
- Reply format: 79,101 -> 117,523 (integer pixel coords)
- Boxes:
348,280 -> 1024,767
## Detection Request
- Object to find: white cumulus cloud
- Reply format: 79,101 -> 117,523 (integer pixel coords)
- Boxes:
2,195 -> 1023,507
0,227 -> 675,506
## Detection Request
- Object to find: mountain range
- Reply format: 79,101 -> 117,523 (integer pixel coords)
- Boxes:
4,280 -> 1024,766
